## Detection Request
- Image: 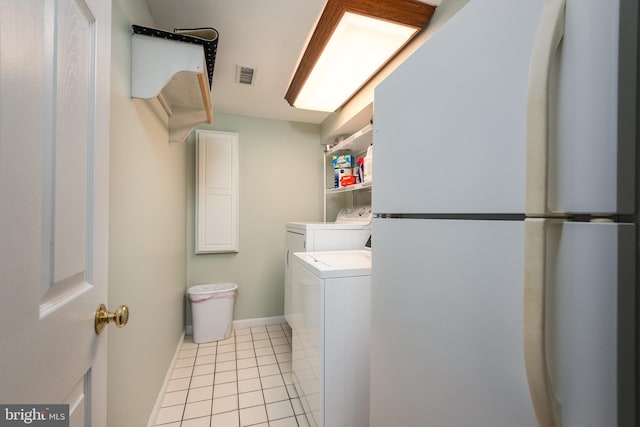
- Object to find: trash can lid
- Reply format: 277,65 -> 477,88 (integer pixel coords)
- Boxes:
187,283 -> 238,295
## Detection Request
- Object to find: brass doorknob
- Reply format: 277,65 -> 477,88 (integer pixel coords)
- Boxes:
95,304 -> 129,335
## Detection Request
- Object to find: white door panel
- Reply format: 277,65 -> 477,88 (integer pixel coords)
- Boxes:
0,0 -> 111,424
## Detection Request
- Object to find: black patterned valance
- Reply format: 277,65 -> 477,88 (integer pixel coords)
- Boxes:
131,25 -> 219,89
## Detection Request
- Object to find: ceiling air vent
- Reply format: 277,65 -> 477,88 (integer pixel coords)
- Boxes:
236,65 -> 256,85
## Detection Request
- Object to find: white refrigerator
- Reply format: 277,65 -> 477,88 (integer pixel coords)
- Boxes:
370,0 -> 637,426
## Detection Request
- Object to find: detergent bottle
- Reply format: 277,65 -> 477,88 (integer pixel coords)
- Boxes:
363,145 -> 373,184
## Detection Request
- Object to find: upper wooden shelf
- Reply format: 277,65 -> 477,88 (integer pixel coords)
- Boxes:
131,25 -> 218,143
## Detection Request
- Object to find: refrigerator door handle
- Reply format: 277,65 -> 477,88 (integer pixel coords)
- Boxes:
524,218 -> 561,426
525,0 -> 566,216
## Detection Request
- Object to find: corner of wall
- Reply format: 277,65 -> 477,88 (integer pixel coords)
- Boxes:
109,0 -> 188,426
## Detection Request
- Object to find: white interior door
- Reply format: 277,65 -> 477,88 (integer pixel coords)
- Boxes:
0,0 -> 111,425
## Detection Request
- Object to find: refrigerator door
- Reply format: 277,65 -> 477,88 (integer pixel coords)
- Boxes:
547,0 -> 636,215
373,0 -> 635,215
370,218 -> 634,427
538,220 -> 635,426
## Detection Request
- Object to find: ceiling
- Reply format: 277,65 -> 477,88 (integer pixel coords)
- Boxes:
145,0 -> 440,126
145,0 -> 330,124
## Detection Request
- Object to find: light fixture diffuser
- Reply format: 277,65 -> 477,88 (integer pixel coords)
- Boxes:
285,0 -> 436,112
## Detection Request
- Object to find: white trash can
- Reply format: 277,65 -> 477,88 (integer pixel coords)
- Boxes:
188,283 -> 238,343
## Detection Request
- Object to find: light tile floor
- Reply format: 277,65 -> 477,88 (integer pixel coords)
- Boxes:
152,323 -> 309,427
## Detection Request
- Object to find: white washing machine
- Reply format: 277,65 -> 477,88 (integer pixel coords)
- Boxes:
290,248 -> 371,427
284,206 -> 371,325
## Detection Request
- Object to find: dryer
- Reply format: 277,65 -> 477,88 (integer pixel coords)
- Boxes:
284,206 -> 371,325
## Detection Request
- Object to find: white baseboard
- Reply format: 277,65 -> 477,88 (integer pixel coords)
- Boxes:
232,315 -> 287,329
184,315 -> 287,336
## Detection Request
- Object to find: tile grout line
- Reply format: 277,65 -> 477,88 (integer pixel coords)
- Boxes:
154,323 -> 299,426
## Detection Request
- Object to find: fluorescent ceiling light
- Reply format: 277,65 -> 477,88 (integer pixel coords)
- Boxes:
285,0 -> 436,112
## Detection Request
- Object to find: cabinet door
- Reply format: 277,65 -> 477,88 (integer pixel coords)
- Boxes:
196,130 -> 239,253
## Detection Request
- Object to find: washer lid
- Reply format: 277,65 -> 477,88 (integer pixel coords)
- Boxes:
293,250 -> 371,278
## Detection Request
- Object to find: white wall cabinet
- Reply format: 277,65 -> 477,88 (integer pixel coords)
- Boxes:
196,130 -> 239,253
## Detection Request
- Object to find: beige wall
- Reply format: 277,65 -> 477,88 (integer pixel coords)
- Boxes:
186,114 -> 323,323
109,0 -> 187,425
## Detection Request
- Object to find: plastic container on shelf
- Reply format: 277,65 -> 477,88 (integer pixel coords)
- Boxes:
357,157 -> 364,183
363,146 -> 373,183
335,167 -> 353,188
